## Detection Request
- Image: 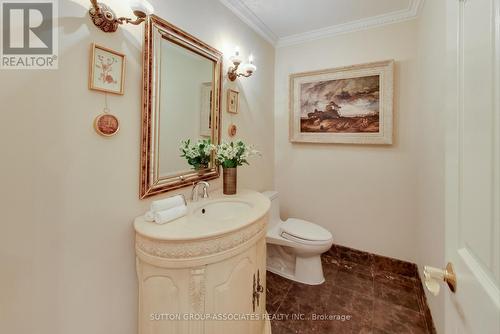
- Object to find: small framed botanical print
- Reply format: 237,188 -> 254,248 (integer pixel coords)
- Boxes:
227,89 -> 239,114
89,43 -> 125,95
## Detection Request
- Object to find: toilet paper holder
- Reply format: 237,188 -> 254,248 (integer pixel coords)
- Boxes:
423,262 -> 457,296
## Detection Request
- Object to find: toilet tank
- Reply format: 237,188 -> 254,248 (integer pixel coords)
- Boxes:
262,191 -> 281,229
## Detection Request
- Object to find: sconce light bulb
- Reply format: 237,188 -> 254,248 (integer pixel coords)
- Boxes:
248,54 -> 254,64
230,46 -> 242,66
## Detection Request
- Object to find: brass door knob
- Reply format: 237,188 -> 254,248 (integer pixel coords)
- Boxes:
423,262 -> 457,295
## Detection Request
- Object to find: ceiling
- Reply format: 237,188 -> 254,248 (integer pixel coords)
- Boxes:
219,0 -> 422,47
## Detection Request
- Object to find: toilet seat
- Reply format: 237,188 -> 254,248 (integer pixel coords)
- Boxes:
280,218 -> 333,244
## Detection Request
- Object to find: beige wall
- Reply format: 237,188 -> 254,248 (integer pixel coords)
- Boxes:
0,1 -> 274,334
415,0 -> 447,332
274,20 -> 420,262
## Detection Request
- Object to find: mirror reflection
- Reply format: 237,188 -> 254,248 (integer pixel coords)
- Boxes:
158,38 -> 215,177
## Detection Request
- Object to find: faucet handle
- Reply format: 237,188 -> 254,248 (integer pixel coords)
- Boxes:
191,181 -> 210,201
201,181 -> 209,198
202,186 -> 209,199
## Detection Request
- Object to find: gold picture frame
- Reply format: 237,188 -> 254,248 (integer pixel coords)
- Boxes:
89,43 -> 126,95
227,88 -> 239,114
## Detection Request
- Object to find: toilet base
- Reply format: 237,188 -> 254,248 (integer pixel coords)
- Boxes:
266,244 -> 325,285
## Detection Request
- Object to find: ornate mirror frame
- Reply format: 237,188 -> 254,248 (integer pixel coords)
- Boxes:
140,15 -> 222,199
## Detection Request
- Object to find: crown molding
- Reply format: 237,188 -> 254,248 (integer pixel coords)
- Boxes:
277,0 -> 423,47
218,0 -> 278,45
219,0 -> 423,48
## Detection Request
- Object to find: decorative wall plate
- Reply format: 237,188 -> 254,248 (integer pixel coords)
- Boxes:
228,123 -> 237,137
94,113 -> 120,137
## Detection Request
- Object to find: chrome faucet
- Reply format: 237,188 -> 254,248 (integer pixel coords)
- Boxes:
191,181 -> 210,202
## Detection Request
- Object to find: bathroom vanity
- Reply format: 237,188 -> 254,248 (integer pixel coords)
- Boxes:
134,190 -> 271,334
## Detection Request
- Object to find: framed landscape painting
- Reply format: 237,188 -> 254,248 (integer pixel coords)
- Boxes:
289,60 -> 394,144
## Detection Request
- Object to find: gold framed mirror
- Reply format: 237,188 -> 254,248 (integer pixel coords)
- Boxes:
140,15 -> 222,198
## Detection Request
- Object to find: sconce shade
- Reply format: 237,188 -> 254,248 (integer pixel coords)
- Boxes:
130,0 -> 154,16
229,54 -> 242,65
242,63 -> 257,74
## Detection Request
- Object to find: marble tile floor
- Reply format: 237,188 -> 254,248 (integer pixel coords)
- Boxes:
266,244 -> 436,334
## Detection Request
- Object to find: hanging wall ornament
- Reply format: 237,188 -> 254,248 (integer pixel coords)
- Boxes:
228,123 -> 237,137
94,93 -> 120,137
94,108 -> 120,137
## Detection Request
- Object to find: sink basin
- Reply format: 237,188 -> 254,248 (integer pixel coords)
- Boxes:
194,200 -> 253,222
134,190 -> 270,241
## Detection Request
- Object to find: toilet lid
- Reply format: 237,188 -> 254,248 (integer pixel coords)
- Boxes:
280,218 -> 332,242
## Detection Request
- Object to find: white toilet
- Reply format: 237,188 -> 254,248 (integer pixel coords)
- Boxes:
263,191 -> 334,285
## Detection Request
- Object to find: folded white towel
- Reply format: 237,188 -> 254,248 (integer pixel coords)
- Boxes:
144,210 -> 155,222
154,205 -> 188,225
150,195 -> 185,213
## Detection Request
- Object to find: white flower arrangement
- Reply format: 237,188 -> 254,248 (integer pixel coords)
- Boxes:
216,140 -> 260,168
179,138 -> 216,170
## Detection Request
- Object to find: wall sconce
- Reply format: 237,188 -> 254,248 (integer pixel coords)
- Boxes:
227,47 -> 257,81
88,0 -> 154,33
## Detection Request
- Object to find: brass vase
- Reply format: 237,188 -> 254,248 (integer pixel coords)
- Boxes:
223,167 -> 237,195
